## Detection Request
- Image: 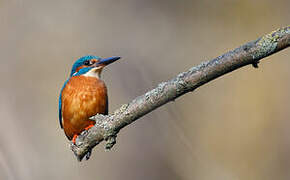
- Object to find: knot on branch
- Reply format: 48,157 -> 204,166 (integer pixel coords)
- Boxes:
252,60 -> 260,68
104,135 -> 117,150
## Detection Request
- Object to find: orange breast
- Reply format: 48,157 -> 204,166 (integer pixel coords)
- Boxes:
61,76 -> 107,140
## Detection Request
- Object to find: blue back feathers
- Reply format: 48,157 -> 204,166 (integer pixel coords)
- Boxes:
59,79 -> 69,128
59,55 -> 100,128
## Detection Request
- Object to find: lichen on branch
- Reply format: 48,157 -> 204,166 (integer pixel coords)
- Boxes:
71,26 -> 290,161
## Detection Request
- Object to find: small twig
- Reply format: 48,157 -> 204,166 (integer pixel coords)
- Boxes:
71,26 -> 290,161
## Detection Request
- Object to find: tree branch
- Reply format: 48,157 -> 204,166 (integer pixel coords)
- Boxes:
71,26 -> 290,161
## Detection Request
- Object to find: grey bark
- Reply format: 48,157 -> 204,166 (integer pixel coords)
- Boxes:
70,26 -> 290,161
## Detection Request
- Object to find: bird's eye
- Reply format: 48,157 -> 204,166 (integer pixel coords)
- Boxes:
83,60 -> 91,66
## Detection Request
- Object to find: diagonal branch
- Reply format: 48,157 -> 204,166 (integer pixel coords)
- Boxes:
71,26 -> 290,161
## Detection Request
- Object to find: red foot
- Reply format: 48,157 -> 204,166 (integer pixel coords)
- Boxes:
85,124 -> 94,130
71,125 -> 94,144
72,134 -> 78,144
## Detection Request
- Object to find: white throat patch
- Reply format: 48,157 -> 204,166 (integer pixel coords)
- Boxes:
83,67 -> 102,79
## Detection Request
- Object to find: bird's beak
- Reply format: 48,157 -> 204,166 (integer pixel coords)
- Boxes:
97,56 -> 121,67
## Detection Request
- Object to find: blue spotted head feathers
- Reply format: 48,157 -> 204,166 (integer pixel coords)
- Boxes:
70,55 -> 101,76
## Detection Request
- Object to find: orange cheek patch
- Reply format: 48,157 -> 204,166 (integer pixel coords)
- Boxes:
90,59 -> 99,64
75,65 -> 87,73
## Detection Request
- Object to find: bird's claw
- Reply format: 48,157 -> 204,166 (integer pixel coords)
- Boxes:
72,134 -> 78,144
85,124 -> 94,131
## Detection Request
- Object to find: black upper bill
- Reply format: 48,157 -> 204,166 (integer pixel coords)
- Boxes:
98,56 -> 121,66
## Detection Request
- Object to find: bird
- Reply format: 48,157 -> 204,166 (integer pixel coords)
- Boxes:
59,55 -> 121,144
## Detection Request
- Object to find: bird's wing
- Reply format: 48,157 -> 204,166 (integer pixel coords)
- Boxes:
105,94 -> 108,115
59,79 -> 69,129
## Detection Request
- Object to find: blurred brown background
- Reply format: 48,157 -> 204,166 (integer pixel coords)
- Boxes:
0,0 -> 289,179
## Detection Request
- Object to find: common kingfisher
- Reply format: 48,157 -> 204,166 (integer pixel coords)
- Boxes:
59,55 -> 121,143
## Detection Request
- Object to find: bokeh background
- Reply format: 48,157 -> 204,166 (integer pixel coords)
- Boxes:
0,0 -> 289,179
